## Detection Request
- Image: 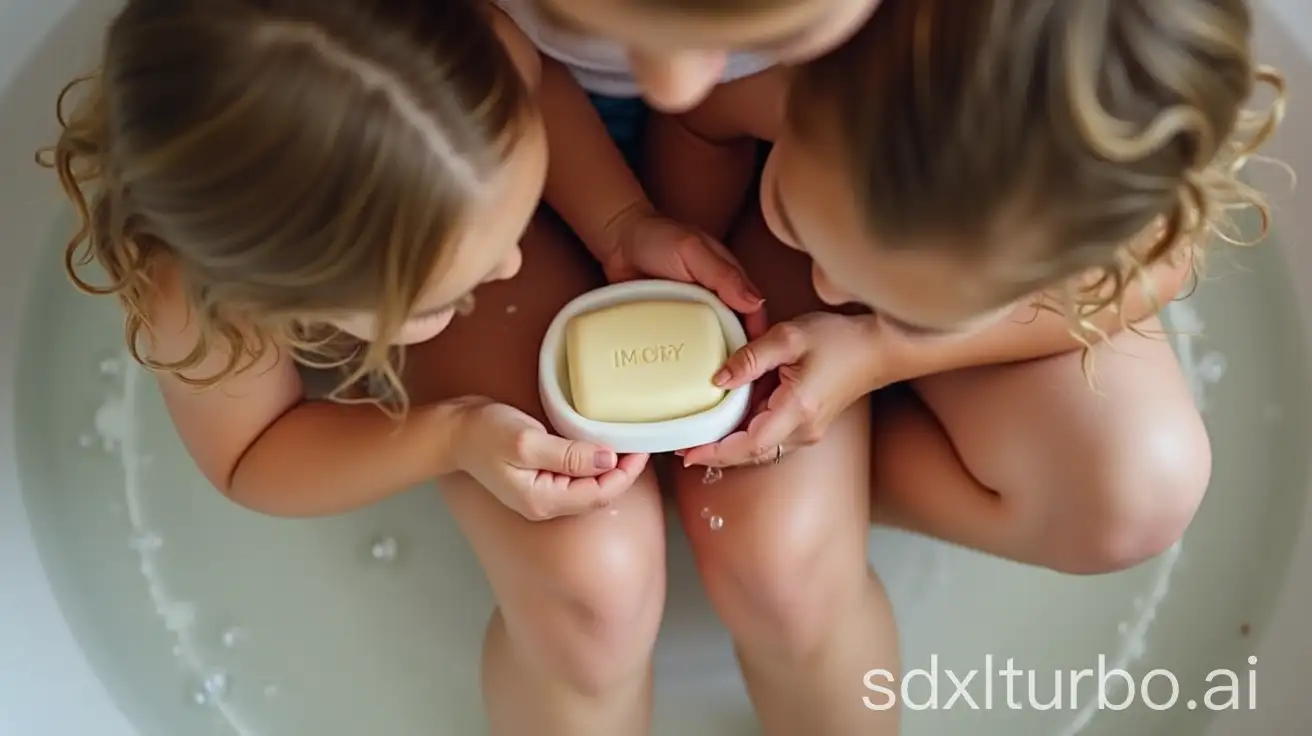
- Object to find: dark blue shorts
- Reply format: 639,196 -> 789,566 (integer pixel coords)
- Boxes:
587,93 -> 648,167
587,92 -> 771,184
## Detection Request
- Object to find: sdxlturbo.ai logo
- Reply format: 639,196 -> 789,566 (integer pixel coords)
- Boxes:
863,655 -> 1258,712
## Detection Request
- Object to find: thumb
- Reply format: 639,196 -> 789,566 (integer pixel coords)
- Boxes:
514,430 -> 618,477
713,322 -> 808,389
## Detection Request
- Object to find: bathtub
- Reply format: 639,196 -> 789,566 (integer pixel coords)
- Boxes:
2,1 -> 1309,734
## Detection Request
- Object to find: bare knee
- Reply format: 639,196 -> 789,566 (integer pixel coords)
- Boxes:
514,524 -> 661,692
472,472 -> 666,692
692,502 -> 866,656
1045,412 -> 1212,575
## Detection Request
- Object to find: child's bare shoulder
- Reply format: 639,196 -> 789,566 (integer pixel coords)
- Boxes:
488,2 -> 542,92
139,256 -> 290,386
681,66 -> 789,142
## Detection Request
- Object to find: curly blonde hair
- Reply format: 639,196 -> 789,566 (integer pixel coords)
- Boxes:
789,0 -> 1285,343
38,0 -> 532,413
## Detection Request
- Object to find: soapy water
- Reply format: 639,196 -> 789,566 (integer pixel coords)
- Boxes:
72,299 -> 1234,734
93,353 -> 262,732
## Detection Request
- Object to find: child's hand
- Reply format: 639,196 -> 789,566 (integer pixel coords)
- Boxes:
454,398 -> 650,520
603,210 -> 769,338
678,312 -> 886,468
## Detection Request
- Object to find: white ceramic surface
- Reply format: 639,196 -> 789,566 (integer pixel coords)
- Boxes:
538,280 -> 752,454
2,2 -> 1310,735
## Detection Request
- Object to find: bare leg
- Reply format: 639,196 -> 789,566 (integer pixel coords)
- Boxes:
673,207 -> 899,735
406,213 -> 666,735
870,321 -> 1211,574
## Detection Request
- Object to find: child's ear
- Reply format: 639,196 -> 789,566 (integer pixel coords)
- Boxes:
489,6 -> 543,93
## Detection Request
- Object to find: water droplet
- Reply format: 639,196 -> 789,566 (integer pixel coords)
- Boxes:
701,466 -> 722,485
99,358 -> 122,376
505,304 -> 518,314
455,294 -> 476,317
190,670 -> 231,706
708,515 -> 724,531
78,434 -> 95,448
699,507 -> 712,519
129,531 -> 163,553
1197,352 -> 1227,383
369,535 -> 399,563
221,627 -> 246,648
263,684 -> 279,698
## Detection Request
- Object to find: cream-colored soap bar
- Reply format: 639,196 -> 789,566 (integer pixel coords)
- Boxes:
565,300 -> 727,423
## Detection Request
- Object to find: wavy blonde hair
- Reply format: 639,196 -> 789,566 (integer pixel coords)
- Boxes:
38,0 -> 532,413
789,0 -> 1285,345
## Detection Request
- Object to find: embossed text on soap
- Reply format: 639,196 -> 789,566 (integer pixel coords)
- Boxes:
614,342 -> 685,367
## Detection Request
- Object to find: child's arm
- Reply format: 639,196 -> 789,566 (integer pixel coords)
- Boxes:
537,58 -> 653,263
644,67 -> 788,241
536,58 -> 767,320
880,249 -> 1195,384
146,270 -> 463,518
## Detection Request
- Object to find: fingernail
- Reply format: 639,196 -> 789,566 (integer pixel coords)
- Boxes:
713,369 -> 730,386
673,450 -> 686,457
594,451 -> 616,470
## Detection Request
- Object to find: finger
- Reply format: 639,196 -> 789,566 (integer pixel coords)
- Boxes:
678,235 -> 765,315
712,322 -> 807,390
538,453 -> 650,516
742,306 -> 770,341
515,430 -> 618,477
742,404 -> 802,457
681,429 -> 760,468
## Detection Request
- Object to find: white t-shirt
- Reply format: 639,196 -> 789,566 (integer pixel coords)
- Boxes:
493,0 -> 774,97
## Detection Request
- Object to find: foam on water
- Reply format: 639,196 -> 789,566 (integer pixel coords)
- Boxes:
93,352 -> 258,735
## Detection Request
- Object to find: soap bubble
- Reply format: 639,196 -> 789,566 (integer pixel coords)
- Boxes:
369,535 -> 400,563
701,466 -> 722,485
505,304 -> 518,314
699,507 -> 712,519
220,626 -> 246,649
708,515 -> 725,531
190,670 -> 231,706
1197,352 -> 1227,383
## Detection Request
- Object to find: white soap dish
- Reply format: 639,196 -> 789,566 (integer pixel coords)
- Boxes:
538,280 -> 752,455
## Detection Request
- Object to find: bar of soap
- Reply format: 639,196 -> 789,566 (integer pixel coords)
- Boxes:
565,300 -> 727,422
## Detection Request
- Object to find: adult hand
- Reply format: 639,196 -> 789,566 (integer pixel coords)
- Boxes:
455,398 -> 649,520
603,206 -> 769,338
679,312 -> 886,468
